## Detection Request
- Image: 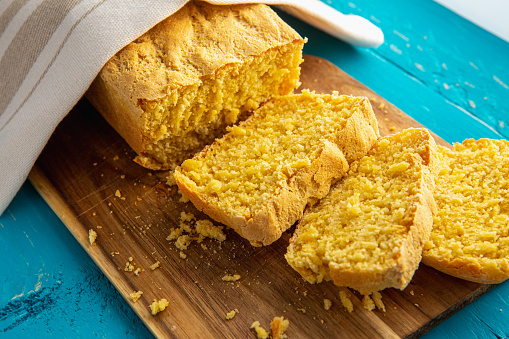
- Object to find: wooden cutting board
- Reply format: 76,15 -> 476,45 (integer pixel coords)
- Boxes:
29,55 -> 492,339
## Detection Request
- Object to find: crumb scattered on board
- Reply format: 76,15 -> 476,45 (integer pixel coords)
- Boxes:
88,229 -> 97,245
222,274 -> 241,282
125,258 -> 135,272
339,290 -> 354,313
167,172 -> 177,186
324,299 -> 332,311
251,321 -> 269,339
150,298 -> 169,315
166,212 -> 226,255
226,309 -> 238,320
372,292 -> 386,312
150,261 -> 161,270
362,295 -> 376,311
130,290 -> 143,303
270,316 -> 289,339
178,189 -> 190,203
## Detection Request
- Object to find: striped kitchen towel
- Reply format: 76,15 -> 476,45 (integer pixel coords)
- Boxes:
0,0 -> 382,215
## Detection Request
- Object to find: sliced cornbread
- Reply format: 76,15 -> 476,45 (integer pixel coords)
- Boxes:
174,91 -> 379,246
286,128 -> 438,294
87,1 -> 304,170
422,139 -> 509,284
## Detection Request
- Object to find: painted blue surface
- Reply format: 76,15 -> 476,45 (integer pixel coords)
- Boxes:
1,0 -> 508,337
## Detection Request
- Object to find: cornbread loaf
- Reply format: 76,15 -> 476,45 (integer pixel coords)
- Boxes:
422,139 -> 509,284
87,1 -> 304,170
174,91 -> 379,246
286,128 -> 438,294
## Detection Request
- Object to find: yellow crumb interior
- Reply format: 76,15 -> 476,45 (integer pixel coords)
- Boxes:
424,140 -> 509,266
177,92 -> 369,218
286,129 -> 430,283
339,290 -> 354,312
138,43 -> 303,169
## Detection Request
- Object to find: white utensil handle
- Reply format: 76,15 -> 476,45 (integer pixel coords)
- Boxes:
205,0 -> 384,48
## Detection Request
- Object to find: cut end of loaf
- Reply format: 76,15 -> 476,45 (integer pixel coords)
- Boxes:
138,42 -> 304,170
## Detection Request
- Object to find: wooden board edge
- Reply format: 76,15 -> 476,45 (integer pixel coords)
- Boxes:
405,282 -> 495,338
28,165 -> 167,339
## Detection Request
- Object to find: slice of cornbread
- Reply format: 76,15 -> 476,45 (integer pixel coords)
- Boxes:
422,139 -> 509,284
286,128 -> 438,294
87,1 -> 304,170
174,91 -> 379,246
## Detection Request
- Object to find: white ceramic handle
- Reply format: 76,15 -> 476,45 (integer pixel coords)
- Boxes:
205,0 -> 384,48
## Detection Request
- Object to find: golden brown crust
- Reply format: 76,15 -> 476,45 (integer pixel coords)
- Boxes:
174,95 -> 379,246
86,1 -> 303,166
334,96 -> 380,163
421,256 -> 509,284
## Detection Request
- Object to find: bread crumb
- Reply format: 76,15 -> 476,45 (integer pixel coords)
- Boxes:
378,103 -> 385,110
323,299 -> 332,310
225,309 -> 238,320
125,262 -> 135,272
115,189 -> 121,198
222,274 -> 241,282
372,292 -> 386,312
150,298 -> 169,315
133,268 -> 142,276
390,126 -> 396,131
297,308 -> 306,313
113,155 -> 119,161
167,172 -> 177,186
166,228 -> 184,241
180,211 -> 195,222
179,251 -> 187,259
120,174 -> 125,179
129,290 -> 143,302
175,234 -> 192,250
410,290 -> 415,296
363,295 -> 376,311
339,291 -> 354,312
89,229 -> 97,245
178,189 -> 190,203
150,261 -> 161,270
271,316 -> 290,339
251,321 -> 269,339
195,219 -> 226,241
125,258 -> 135,272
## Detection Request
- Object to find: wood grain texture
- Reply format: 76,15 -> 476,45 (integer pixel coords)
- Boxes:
29,55 -> 492,339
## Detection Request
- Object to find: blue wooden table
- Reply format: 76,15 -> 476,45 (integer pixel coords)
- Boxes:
1,0 -> 508,337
